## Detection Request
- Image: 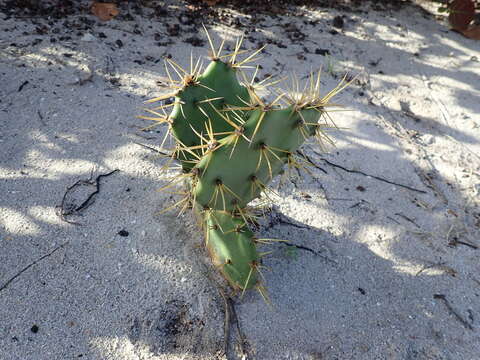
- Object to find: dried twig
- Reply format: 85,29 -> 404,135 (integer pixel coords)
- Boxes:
201,264 -> 248,359
0,242 -> 68,293
349,199 -> 370,209
133,142 -> 171,157
395,212 -> 420,228
56,169 -> 119,224
449,239 -> 478,250
228,296 -> 247,358
18,80 -> 29,92
296,150 -> 328,174
415,168 -> 448,204
446,224 -> 478,249
133,132 -> 157,140
282,242 -> 338,265
386,215 -> 401,225
216,285 -> 231,357
312,151 -> 427,194
433,294 -> 473,331
415,262 -> 457,277
37,110 -> 46,126
275,214 -> 311,230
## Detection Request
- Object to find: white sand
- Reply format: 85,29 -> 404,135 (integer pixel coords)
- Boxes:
1,1 -> 479,359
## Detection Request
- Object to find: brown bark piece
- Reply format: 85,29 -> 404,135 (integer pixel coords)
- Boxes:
448,0 -> 475,31
91,2 -> 119,22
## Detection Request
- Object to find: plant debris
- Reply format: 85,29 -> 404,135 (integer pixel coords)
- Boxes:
56,169 -> 119,225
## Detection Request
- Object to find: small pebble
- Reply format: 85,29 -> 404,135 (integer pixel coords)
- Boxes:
118,230 -> 129,237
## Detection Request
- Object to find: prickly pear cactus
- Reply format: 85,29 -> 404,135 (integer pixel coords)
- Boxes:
141,30 -> 351,301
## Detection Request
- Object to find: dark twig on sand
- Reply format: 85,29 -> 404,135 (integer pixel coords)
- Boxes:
282,242 -> 338,265
296,150 -> 328,174
415,262 -> 457,277
311,150 -> 427,194
0,242 -> 68,293
263,210 -> 337,264
37,110 -> 46,126
56,169 -> 119,224
433,294 -> 473,330
349,199 -> 370,209
133,142 -> 171,157
228,296 -> 247,357
394,212 -> 420,228
201,264 -> 248,359
217,288 -> 247,358
446,225 -> 478,249
18,80 -> 29,92
216,286 -> 231,356
448,239 -> 478,250
276,215 -> 311,230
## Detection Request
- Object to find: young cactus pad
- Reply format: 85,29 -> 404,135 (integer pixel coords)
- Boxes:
142,30 -> 351,298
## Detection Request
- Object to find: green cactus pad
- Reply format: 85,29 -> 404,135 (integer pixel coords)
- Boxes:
204,209 -> 259,290
169,61 -> 250,170
192,107 -> 320,211
144,31 -> 350,299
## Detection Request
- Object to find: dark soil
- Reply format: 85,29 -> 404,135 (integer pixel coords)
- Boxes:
0,0 -> 417,21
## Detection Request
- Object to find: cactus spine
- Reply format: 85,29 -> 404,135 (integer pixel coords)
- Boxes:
141,30 -> 351,300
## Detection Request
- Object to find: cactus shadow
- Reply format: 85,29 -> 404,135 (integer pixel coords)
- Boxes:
235,205 -> 478,359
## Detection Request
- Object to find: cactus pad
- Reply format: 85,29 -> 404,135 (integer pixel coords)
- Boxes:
142,30 -> 352,300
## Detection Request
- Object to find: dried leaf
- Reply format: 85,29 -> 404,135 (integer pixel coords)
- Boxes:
91,2 -> 119,22
448,0 -> 475,31
462,25 -> 480,40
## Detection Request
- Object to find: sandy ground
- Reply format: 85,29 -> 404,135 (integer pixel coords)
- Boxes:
1,1 -> 480,359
